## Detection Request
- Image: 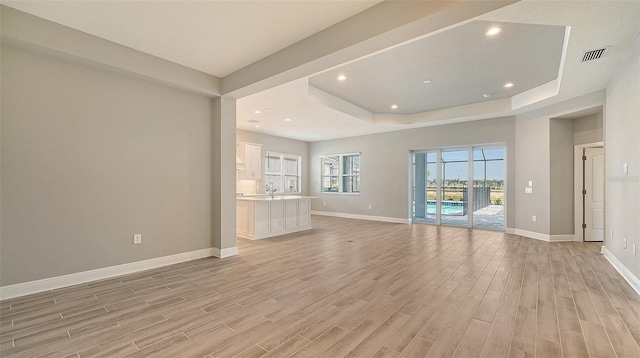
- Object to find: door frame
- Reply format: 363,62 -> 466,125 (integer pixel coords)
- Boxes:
574,141 -> 604,242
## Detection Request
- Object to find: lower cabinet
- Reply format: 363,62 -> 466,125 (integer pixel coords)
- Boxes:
270,201 -> 285,234
285,200 -> 298,230
237,198 -> 312,240
254,202 -> 270,236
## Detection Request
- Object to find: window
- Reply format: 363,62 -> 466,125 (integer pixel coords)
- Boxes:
264,152 -> 301,193
321,153 -> 360,193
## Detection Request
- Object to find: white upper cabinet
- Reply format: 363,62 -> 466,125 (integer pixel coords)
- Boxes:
238,142 -> 262,179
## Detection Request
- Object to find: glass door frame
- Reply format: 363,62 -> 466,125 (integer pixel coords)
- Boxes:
410,144 -> 507,230
440,148 -> 472,227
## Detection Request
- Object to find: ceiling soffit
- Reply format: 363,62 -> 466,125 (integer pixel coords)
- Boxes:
309,21 -> 567,117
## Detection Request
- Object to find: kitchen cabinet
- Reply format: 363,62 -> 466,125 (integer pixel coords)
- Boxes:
238,142 -> 262,179
236,196 -> 314,240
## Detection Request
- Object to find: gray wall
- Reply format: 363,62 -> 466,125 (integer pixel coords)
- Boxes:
574,113 -> 603,145
514,116 -> 551,234
236,130 -> 310,195
309,117 -> 517,228
550,118 -> 575,235
605,34 -> 640,279
1,44 -> 216,285
212,97 -> 238,253
307,93 -> 605,238
513,91 -> 606,237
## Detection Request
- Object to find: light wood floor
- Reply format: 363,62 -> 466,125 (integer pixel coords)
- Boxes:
2,216 -> 640,358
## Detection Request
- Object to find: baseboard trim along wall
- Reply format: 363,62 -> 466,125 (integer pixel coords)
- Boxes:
603,247 -> 640,296
311,211 -> 411,224
506,228 -> 575,242
550,234 -> 576,242
214,246 -> 239,258
0,246 -> 237,300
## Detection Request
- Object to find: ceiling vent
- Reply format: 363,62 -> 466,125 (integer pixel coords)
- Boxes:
581,47 -> 609,62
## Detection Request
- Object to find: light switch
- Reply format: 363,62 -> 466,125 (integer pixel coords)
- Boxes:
623,163 -> 628,175
528,180 -> 533,187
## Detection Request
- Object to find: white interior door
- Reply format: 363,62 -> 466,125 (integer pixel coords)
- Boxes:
584,147 -> 604,242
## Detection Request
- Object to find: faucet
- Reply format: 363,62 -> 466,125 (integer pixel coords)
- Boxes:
265,182 -> 277,198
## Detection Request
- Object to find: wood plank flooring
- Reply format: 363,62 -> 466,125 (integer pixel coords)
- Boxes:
2,215 -> 640,357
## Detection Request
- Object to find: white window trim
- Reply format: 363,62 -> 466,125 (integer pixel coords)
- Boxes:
321,152 -> 361,195
264,151 -> 302,194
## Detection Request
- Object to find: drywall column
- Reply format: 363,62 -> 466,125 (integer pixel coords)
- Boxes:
515,116 -> 551,236
212,96 -> 238,257
414,153 -> 426,219
549,118 -> 575,237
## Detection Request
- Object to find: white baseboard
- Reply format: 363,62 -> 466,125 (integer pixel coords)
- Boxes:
508,229 -> 575,242
514,229 -> 551,241
213,246 -> 239,258
0,247 -> 225,300
603,247 -> 640,296
311,211 -> 411,224
550,234 -> 576,242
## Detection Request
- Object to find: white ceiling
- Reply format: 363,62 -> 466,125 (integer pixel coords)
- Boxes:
4,0 -> 639,142
309,20 -> 566,114
238,0 -> 640,141
1,0 -> 381,77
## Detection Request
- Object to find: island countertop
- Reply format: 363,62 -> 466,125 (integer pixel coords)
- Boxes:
236,195 -> 317,201
236,195 -> 315,240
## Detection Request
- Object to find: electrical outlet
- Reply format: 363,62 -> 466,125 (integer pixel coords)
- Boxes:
323,201 -> 326,206
532,215 -> 537,222
623,238 -> 627,249
368,204 -> 372,209
133,234 -> 142,244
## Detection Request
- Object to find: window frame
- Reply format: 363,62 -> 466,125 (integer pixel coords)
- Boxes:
264,151 -> 302,194
321,153 -> 361,195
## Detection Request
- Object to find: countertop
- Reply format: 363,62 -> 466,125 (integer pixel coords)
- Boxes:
236,195 -> 316,201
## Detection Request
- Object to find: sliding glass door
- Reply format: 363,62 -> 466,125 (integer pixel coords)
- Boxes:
440,150 -> 469,226
412,152 -> 438,224
473,148 -> 505,229
411,146 -> 505,230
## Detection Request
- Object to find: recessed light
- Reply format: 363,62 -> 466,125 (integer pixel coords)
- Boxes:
503,82 -> 514,88
254,124 -> 260,128
264,108 -> 271,112
337,74 -> 347,81
254,110 -> 261,114
391,104 -> 398,109
293,116 -> 299,120
423,79 -> 432,84
483,93 -> 491,98
284,118 -> 291,122
485,27 -> 502,36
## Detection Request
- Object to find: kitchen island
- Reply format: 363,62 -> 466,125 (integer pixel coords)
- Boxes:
236,195 -> 315,240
